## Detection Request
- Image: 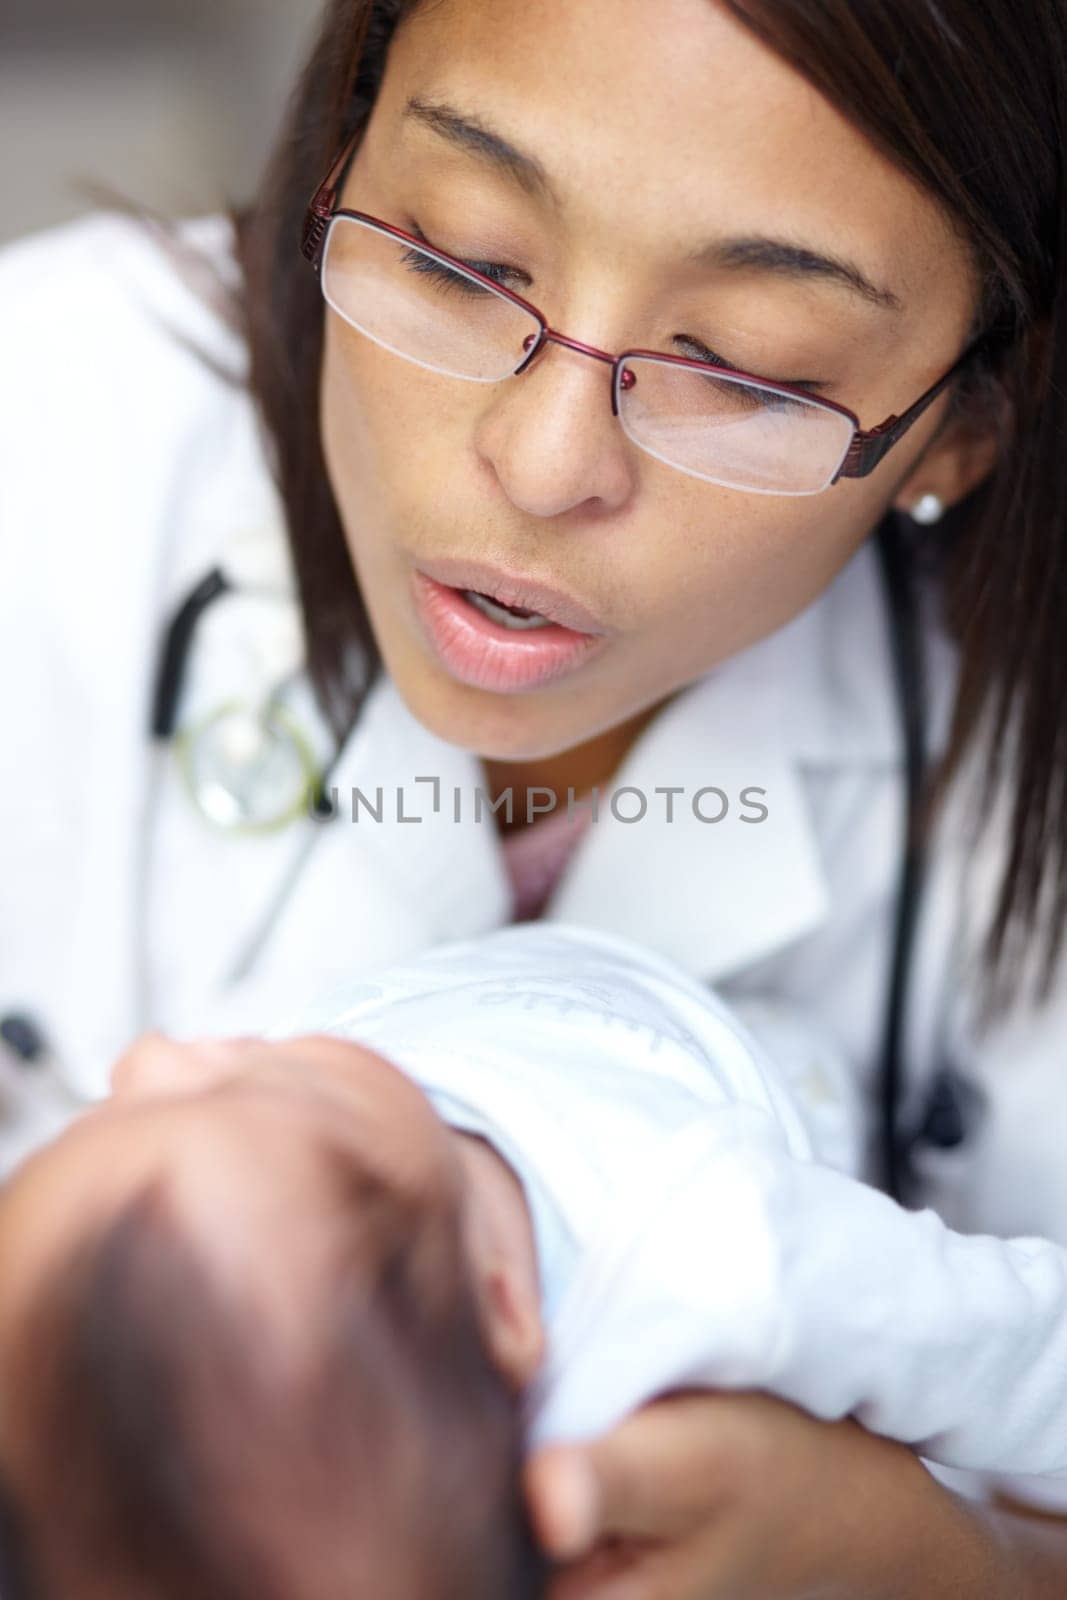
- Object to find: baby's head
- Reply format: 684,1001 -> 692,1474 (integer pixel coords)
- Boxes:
0,1034 -> 549,1600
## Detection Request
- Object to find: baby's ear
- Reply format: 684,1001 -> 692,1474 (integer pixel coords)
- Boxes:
479,1264 -> 546,1390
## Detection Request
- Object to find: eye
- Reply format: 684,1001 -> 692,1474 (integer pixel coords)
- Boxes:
395,225 -> 831,411
672,334 -> 826,410
399,247 -> 513,298
400,221 -> 525,298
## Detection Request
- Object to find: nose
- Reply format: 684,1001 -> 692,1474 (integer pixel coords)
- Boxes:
473,334 -> 637,520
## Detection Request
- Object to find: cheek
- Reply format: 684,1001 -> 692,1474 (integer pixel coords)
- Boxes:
321,316 -> 470,529
607,475 -> 879,677
321,319 -> 388,521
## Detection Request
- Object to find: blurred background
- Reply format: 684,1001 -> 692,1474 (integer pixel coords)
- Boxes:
1,0 -> 322,246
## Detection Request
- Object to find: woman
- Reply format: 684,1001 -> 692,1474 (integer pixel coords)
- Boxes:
2,0 -> 1066,1591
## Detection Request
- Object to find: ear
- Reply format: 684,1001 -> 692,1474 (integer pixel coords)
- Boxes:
477,1262 -> 546,1390
891,389 -> 1009,518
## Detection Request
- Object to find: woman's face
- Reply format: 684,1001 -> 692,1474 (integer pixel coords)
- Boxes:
320,0 -> 984,762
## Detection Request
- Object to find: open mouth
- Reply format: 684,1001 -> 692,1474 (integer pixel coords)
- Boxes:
460,590 -> 555,630
409,568 -> 607,693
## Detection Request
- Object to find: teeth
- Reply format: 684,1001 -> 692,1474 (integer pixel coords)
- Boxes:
463,590 -> 554,630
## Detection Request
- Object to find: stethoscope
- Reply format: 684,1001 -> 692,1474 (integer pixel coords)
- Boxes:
144,512 -> 979,1206
871,512 -> 930,1202
149,567 -> 342,831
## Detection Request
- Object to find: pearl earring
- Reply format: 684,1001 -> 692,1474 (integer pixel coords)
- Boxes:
909,492 -> 945,525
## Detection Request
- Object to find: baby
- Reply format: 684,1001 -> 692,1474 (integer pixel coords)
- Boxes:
3,922 -> 1067,1600
271,923 -> 1067,1465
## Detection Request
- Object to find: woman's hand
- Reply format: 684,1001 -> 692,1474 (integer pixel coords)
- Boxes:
523,1388 -> 1000,1600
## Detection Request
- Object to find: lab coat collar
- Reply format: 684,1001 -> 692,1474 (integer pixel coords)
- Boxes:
540,635 -> 833,981
320,663 -> 515,945
332,537 -> 903,985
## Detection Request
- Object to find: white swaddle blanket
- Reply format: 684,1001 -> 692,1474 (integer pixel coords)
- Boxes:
273,922 -> 1067,1481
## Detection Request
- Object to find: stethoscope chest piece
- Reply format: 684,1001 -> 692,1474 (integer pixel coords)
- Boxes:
175,695 -> 321,834
153,565 -> 334,836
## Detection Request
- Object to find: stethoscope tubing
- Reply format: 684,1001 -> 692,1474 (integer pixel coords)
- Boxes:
873,512 -> 929,1205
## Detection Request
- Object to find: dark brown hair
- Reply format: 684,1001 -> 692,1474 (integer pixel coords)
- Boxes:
238,0 -> 1065,1017
0,1161 -> 547,1600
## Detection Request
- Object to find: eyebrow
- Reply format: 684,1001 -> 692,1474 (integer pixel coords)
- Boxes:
401,95 -> 903,314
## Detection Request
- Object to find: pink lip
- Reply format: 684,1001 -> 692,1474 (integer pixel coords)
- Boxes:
413,553 -> 609,637
409,570 -> 608,693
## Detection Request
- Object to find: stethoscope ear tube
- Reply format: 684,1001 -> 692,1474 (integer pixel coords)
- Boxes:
150,567 -> 233,739
873,512 -> 929,1205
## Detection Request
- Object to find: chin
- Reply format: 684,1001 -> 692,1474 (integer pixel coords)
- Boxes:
392,650 -> 590,762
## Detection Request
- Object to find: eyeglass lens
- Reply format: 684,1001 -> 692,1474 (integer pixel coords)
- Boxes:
322,215 -> 855,495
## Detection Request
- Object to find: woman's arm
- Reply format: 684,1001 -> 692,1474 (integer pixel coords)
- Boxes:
983,1493 -> 1067,1599
524,1389 -> 1067,1599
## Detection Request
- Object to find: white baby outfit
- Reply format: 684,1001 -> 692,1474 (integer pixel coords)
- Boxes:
274,923 -> 1067,1481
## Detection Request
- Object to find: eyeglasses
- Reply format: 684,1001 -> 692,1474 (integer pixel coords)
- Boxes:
302,140 -> 987,496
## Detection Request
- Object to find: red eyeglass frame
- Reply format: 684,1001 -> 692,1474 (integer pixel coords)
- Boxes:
301,136 -> 989,486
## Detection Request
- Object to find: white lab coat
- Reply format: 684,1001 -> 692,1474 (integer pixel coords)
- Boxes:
2,212 -> 1066,1510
